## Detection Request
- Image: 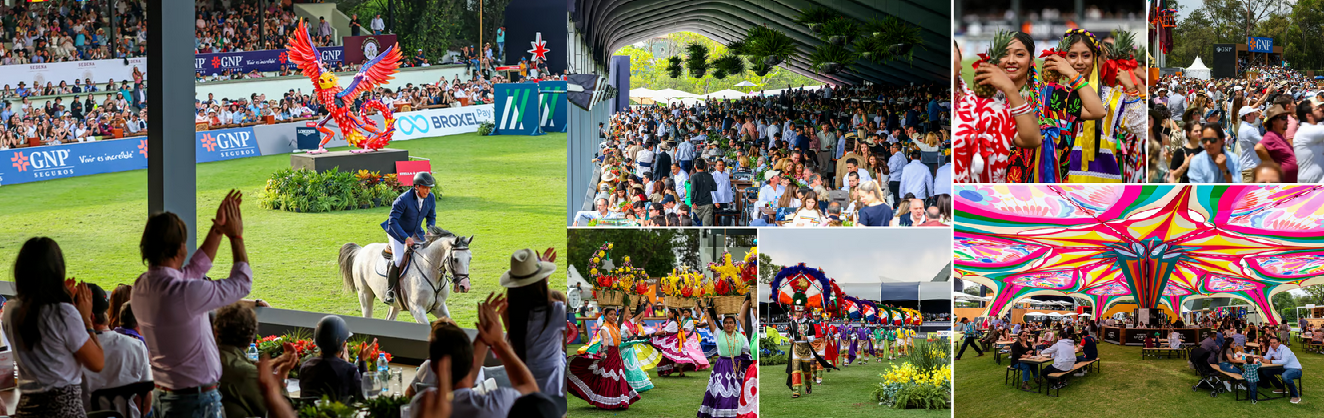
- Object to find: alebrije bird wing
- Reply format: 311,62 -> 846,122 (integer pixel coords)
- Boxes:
338,44 -> 402,101
285,20 -> 325,84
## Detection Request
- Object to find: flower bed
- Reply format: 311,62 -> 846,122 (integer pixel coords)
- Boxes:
871,338 -> 951,409
255,332 -> 393,380
257,168 -> 410,213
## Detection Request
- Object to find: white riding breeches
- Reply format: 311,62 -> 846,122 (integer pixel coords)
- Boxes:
389,235 -> 406,267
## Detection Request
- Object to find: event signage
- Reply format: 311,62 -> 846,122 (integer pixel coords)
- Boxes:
196,127 -> 260,163
0,138 -> 148,186
395,160 -> 432,186
344,35 -> 398,64
493,83 -> 543,136
0,58 -> 146,91
537,80 -> 567,133
295,127 -> 322,150
1249,37 -> 1273,53
392,104 -> 496,141
195,47 -> 344,75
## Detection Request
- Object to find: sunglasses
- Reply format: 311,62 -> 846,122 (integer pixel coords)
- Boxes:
1201,137 -> 1220,143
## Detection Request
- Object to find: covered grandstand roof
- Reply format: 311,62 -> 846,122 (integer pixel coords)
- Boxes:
571,0 -> 949,85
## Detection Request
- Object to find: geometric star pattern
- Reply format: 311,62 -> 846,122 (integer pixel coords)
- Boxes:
955,185 -> 1324,324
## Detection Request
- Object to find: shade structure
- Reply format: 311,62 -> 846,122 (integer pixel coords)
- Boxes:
954,185 -> 1324,325
629,87 -> 659,98
1186,56 -> 1211,80
703,89 -> 747,100
1046,312 -> 1062,317
651,88 -> 701,99
1080,313 -> 1092,317
734,81 -> 758,87
1066,313 -> 1078,316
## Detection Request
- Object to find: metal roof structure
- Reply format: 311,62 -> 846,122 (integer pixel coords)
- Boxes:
570,0 -> 950,85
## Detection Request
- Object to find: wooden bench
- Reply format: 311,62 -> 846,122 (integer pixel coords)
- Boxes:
1041,359 -> 1097,397
1141,347 -> 1187,359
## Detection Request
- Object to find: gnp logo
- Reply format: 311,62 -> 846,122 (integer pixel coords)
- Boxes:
500,88 -> 534,130
12,149 -> 75,178
200,131 -> 258,159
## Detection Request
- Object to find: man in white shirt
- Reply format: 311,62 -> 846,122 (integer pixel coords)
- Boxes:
635,142 -> 655,178
1237,106 -> 1264,182
934,156 -> 952,198
370,14 -> 386,34
82,284 -> 153,417
710,160 -> 733,209
1293,100 -> 1324,182
670,163 -> 690,198
756,171 -> 785,207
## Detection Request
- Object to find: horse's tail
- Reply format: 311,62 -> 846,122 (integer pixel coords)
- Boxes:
339,243 -> 361,293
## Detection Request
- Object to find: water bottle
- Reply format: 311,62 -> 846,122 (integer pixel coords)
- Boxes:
377,353 -> 390,394
246,343 -> 259,362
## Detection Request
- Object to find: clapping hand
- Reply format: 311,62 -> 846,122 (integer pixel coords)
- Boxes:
213,189 -> 244,238
257,354 -> 298,418
358,338 -> 379,364
415,357 -> 453,418
475,293 -> 505,345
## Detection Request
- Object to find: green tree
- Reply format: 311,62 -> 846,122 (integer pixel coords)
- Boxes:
339,0 -> 507,63
758,252 -> 782,285
569,230 -> 697,278
1273,291 -> 1298,323
618,32 -> 823,96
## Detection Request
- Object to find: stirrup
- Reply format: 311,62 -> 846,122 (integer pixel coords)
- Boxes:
382,248 -> 393,260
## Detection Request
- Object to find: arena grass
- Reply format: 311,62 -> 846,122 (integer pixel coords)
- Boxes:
953,336 -> 1323,418
0,132 -> 566,327
759,352 -> 949,418
566,343 -> 722,418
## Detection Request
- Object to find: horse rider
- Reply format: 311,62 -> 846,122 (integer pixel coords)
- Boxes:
379,172 -> 437,305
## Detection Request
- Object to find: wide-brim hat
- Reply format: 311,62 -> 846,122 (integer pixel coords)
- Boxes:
500,248 -> 557,288
1264,104 -> 1289,122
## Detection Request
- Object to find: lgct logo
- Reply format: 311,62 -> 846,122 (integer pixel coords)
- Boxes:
397,115 -> 431,135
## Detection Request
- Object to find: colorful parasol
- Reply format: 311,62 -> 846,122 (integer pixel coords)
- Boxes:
954,185 -> 1324,325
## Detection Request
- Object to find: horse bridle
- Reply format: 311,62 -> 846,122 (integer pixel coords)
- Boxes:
440,243 -> 471,292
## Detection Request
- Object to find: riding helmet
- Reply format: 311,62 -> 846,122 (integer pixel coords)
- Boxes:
413,172 -> 436,187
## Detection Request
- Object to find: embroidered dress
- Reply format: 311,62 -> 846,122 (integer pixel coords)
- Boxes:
1067,86 -> 1144,183
652,320 -> 710,376
618,320 -> 655,393
567,323 -> 640,409
1017,83 -> 1083,183
954,78 -> 1018,183
736,362 -> 758,418
697,330 -> 752,418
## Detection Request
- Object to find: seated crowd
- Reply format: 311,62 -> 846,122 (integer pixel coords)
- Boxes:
580,83 -> 952,227
0,80 -> 147,149
1,0 -> 149,65
3,191 -> 568,418
193,0 -> 326,54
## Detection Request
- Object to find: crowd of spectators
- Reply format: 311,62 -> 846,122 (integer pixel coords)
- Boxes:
3,192 -> 568,417
1150,65 -> 1324,184
1,0 -> 149,64
579,83 -> 952,227
194,1 -> 335,54
0,79 -> 147,149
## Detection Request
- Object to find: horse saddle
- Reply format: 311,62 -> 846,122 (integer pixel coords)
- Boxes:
376,247 -> 415,277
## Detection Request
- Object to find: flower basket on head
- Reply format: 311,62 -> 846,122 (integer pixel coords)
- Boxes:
596,288 -> 627,307
712,295 -> 745,315
666,295 -> 696,309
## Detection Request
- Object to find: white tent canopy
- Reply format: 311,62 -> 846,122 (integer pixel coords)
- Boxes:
628,88 -> 659,99
734,81 -> 758,87
1186,57 -> 1211,80
1047,312 -> 1063,317
703,89 -> 747,100
652,89 -> 701,99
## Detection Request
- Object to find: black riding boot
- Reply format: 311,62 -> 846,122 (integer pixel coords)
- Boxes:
383,262 -> 400,305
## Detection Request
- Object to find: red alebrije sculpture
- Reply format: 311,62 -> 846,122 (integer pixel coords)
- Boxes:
286,19 -> 402,154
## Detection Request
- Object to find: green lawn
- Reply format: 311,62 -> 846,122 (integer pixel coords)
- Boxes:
0,132 -> 566,327
954,338 -> 1322,417
760,354 -> 949,418
567,343 -> 722,418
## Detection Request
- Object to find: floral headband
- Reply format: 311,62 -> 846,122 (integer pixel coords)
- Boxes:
1064,28 -> 1097,48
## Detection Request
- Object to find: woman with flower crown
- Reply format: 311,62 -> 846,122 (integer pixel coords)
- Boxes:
1053,28 -> 1148,183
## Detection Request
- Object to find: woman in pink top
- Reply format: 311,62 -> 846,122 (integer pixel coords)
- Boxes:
1256,104 -> 1299,182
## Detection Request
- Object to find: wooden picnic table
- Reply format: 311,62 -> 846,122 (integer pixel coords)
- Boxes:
993,340 -> 1014,364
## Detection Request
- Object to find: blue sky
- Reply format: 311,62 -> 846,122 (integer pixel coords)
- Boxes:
758,229 -> 950,300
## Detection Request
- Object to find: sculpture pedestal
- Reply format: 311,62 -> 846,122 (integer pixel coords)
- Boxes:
290,148 -> 409,174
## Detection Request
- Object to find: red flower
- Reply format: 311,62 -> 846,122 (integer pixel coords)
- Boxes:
635,282 -> 649,294
715,279 -> 732,295
596,275 -> 611,287
681,287 -> 693,297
